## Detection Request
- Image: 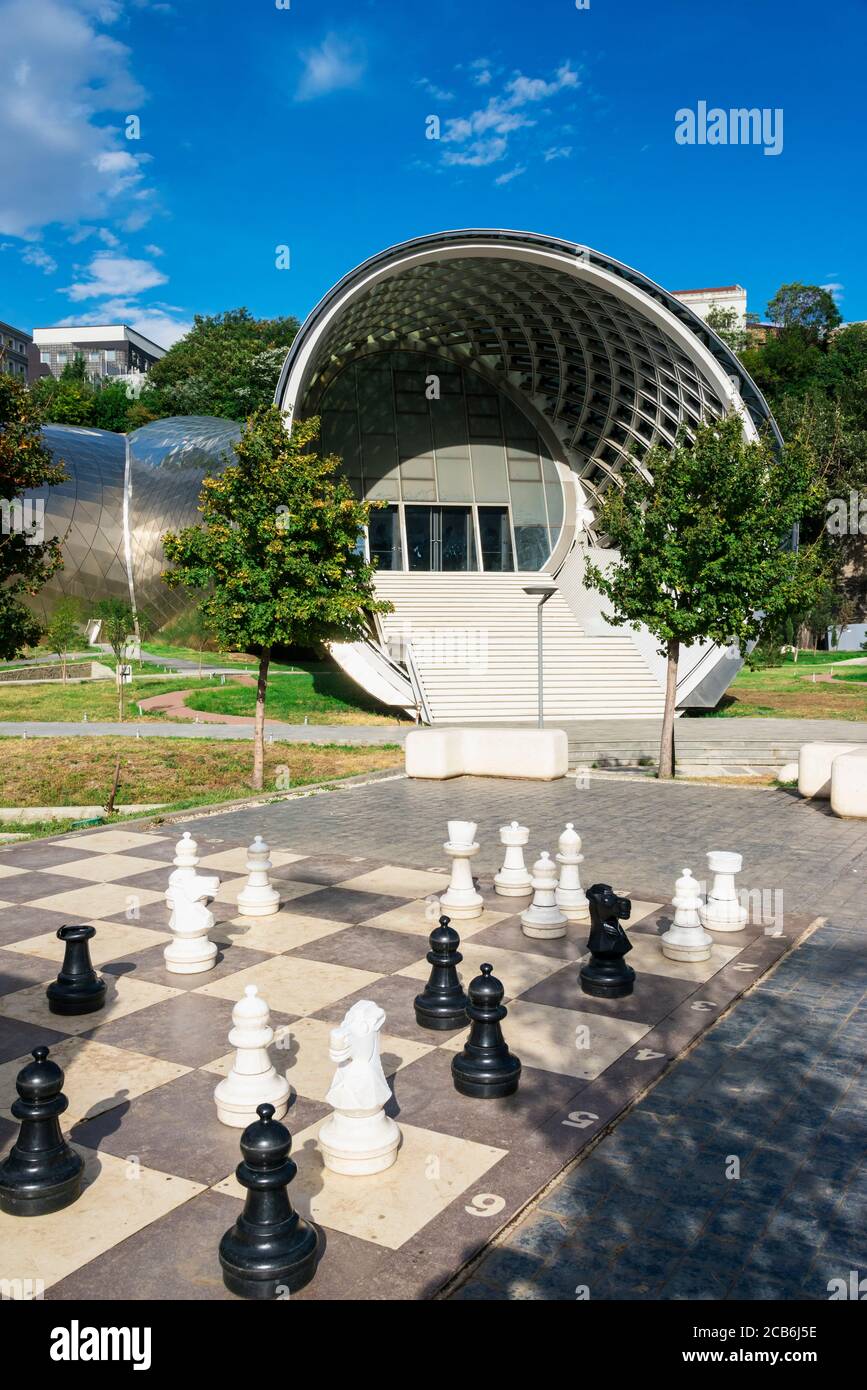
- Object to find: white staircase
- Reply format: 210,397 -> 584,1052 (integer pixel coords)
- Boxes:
374,571 -> 666,723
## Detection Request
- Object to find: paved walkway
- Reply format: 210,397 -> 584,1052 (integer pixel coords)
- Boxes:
160,772 -> 865,1302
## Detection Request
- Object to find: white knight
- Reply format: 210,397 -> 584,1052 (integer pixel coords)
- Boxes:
318,1000 -> 401,1175
163,870 -> 221,974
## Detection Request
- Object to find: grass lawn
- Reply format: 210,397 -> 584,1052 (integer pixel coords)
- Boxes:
0,736 -> 404,834
181,669 -> 408,725
0,676 -> 217,722
140,641 -> 300,672
711,652 -> 867,720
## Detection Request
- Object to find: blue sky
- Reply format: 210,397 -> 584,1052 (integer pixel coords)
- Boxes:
1,0 -> 864,348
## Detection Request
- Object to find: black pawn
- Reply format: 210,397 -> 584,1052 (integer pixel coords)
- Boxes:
414,915 -> 468,1030
580,883 -> 635,999
0,1047 -> 84,1217
46,925 -> 106,1016
451,963 -> 521,1099
219,1103 -> 320,1299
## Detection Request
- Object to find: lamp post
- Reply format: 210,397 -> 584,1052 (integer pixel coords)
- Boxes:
523,584 -> 557,728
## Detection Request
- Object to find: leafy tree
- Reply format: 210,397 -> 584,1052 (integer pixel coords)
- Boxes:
91,381 -> 135,433
766,283 -> 842,342
60,353 -> 89,382
584,415 -> 827,778
0,373 -> 66,658
95,598 -> 135,720
704,306 -> 751,356
162,406 -> 392,789
44,597 -> 81,682
146,309 -> 300,421
29,372 -> 95,426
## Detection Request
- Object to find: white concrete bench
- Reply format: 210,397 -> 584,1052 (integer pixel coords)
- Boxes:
831,748 -> 867,818
405,727 -> 569,780
798,742 -> 862,798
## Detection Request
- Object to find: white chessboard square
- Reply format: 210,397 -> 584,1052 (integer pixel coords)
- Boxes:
361,900 -> 510,939
0,1146 -> 202,1292
202,1016 -> 433,1102
62,830 -> 171,854
193,954 -> 383,1016
1,918 -> 170,964
441,999 -> 651,1080
336,865 -> 451,898
0,1036 -> 190,1126
26,883 -> 163,918
0,862 -> 27,880
212,912 -> 350,956
398,941 -> 562,997
214,1120 -> 506,1249
47,853 -> 168,882
197,846 -> 308,873
626,933 -> 743,983
0,973 -> 180,1036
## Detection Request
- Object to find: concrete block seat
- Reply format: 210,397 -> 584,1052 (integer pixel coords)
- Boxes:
405,727 -> 569,780
831,749 -> 867,819
798,742 -> 862,799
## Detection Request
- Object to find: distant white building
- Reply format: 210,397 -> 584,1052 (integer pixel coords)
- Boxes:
671,285 -> 748,327
32,324 -> 166,382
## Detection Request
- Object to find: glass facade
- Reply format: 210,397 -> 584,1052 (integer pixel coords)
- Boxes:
320,350 -> 563,572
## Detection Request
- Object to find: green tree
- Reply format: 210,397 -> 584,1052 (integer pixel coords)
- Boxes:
766,283 -> 842,342
30,372 -> 95,426
0,373 -> 66,659
146,309 -> 300,421
95,598 -> 135,720
162,406 -> 392,789
91,381 -> 135,433
584,415 -> 827,778
704,306 -> 751,356
44,597 -> 81,682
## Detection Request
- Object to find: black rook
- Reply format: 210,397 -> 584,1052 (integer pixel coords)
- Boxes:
46,924 -> 106,1016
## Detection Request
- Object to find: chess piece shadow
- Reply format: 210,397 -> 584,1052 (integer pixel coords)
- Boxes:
72,1087 -> 131,1142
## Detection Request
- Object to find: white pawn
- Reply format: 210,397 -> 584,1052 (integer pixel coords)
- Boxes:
661,868 -> 714,962
493,822 -> 532,896
318,1000 -> 401,1175
236,835 -> 280,917
521,851 -> 567,938
165,830 -> 199,907
163,871 -> 221,973
699,851 -> 748,932
555,823 -> 590,923
214,985 -> 290,1127
439,819 -> 484,919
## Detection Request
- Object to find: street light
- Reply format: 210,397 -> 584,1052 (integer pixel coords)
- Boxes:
523,583 -> 557,728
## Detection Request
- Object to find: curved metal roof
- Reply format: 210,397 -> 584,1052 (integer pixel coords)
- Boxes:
275,229 -> 780,518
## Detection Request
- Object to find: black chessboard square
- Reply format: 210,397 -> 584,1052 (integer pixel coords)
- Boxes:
288,923 -> 428,973
518,962 -> 696,1022
0,951 -> 53,997
102,942 -> 273,991
0,905 -> 72,947
470,914 -> 586,961
280,855 -> 386,886
0,1013 -> 69,1067
81,991 -> 295,1070
0,871 -> 94,903
290,885 -> 413,924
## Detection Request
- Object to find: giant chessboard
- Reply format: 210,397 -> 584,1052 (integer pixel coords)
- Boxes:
0,826 -> 818,1301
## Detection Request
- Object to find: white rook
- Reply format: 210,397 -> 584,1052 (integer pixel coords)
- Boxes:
214,985 -> 290,1127
661,868 -> 713,962
493,821 -> 532,896
439,819 -> 484,919
236,835 -> 280,917
699,851 -> 748,932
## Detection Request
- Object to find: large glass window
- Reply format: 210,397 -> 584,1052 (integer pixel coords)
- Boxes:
320,351 -> 564,572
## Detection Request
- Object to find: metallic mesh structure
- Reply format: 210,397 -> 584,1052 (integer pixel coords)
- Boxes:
28,416 -> 240,624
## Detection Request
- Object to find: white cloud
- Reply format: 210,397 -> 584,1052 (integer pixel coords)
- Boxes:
295,34 -> 365,101
417,77 -> 454,102
144,243 -> 164,256
821,282 -> 844,301
21,244 -> 58,274
64,252 -> 168,301
0,0 -> 153,238
438,62 -> 580,179
494,164 -> 526,186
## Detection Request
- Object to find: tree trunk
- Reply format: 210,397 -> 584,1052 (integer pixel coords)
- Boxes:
252,648 -> 271,791
61,654 -> 67,684
658,637 -> 679,779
